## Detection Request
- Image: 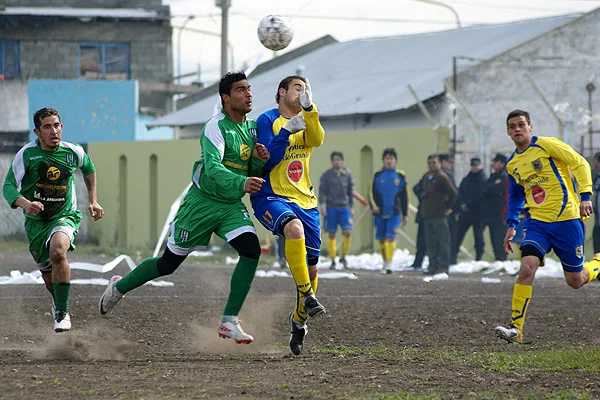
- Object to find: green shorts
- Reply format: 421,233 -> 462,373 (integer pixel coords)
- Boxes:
24,210 -> 82,268
166,186 -> 256,256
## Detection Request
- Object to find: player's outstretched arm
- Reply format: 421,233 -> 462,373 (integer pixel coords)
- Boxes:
84,172 -> 104,221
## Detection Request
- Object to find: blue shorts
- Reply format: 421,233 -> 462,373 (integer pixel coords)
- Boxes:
520,218 -> 584,272
374,215 -> 400,241
324,207 -> 353,233
251,194 -> 321,257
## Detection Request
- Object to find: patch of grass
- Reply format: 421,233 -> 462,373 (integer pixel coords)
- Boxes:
473,346 -> 600,373
543,392 -> 591,400
277,383 -> 291,389
244,380 -> 260,388
370,393 -> 442,400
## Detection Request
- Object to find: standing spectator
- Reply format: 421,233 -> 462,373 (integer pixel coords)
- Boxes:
369,148 -> 408,274
419,155 -> 457,275
411,176 -> 427,270
592,152 -> 600,253
319,151 -> 355,269
482,153 -> 509,261
439,153 -> 459,263
454,157 -> 488,261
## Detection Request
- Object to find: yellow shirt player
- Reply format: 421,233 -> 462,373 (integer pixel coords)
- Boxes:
495,109 -> 599,345
250,76 -> 325,356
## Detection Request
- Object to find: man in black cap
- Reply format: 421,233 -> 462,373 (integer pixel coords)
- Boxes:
453,157 -> 487,261
482,153 -> 509,261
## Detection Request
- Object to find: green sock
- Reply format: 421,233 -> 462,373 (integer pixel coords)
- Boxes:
53,282 -> 71,313
46,285 -> 56,302
223,256 -> 259,316
115,257 -> 160,294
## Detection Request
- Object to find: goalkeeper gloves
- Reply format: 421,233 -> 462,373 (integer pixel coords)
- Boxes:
299,79 -> 312,109
283,112 -> 306,133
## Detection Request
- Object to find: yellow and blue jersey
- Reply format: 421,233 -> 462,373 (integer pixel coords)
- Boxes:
255,105 -> 325,209
369,168 -> 408,219
505,136 -> 592,228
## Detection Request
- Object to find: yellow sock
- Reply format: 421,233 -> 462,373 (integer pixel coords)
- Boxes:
311,275 -> 318,294
341,236 -> 351,258
583,254 -> 600,282
293,274 -> 319,324
384,241 -> 396,263
286,238 -> 312,323
511,283 -> 532,334
328,238 -> 337,260
378,241 -> 386,260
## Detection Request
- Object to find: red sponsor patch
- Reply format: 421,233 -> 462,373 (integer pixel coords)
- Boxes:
287,160 -> 303,183
531,185 -> 546,204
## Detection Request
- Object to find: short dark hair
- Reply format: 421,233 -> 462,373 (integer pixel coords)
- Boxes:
276,75 -> 306,103
382,148 -> 397,160
438,153 -> 453,163
427,154 -> 440,162
506,109 -> 531,127
33,107 -> 61,130
219,71 -> 248,106
330,151 -> 344,161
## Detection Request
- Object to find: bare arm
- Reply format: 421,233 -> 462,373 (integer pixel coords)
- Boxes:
84,172 -> 104,221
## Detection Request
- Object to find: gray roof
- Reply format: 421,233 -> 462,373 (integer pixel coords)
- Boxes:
149,14 -> 577,128
1,7 -> 165,20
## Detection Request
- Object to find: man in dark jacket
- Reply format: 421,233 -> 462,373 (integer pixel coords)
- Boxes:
411,177 -> 427,270
453,157 -> 488,261
420,154 -> 457,274
439,153 -> 459,264
592,152 -> 600,253
482,153 -> 509,261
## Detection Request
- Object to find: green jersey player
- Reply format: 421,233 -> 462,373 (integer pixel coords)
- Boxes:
99,71 -> 270,344
3,107 -> 105,332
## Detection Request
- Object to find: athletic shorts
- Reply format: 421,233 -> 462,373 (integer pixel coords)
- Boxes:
374,215 -> 400,241
324,206 -> 353,233
25,210 -> 81,267
520,218 -> 584,272
251,194 -> 321,257
167,186 -> 256,256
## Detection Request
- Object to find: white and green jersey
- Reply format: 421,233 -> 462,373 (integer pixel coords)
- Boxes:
192,111 -> 266,203
3,139 -> 96,220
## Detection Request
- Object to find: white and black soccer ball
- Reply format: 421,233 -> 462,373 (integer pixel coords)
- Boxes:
257,15 -> 294,51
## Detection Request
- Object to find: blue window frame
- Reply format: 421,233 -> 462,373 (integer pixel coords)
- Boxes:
0,40 -> 19,79
78,42 -> 130,80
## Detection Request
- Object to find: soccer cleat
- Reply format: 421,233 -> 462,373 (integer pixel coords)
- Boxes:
99,275 -> 124,315
340,257 -> 348,269
329,259 -> 337,270
494,325 -> 522,344
385,268 -> 393,275
54,311 -> 71,332
217,318 -> 254,344
303,295 -> 326,317
289,312 -> 307,355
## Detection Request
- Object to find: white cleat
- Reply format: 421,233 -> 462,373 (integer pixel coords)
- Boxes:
494,325 -> 522,344
217,318 -> 254,344
54,311 -> 71,333
99,275 -> 124,315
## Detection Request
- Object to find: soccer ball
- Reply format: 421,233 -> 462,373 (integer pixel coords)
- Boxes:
257,15 -> 294,51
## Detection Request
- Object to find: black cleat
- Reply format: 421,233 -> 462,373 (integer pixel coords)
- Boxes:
329,259 -> 337,270
289,313 -> 307,355
303,295 -> 326,317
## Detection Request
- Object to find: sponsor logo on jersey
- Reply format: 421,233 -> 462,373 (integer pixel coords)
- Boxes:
240,143 -> 251,161
531,158 -> 543,173
575,246 -> 583,258
287,160 -> 303,183
394,178 -> 400,185
531,185 -> 546,204
46,166 -> 61,181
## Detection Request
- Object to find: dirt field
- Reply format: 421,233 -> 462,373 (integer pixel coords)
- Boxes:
1,250 -> 600,399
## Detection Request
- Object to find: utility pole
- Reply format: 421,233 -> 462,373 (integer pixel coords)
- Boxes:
216,0 -> 231,77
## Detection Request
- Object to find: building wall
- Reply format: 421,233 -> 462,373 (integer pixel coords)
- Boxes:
0,81 -> 28,132
86,127 -> 448,257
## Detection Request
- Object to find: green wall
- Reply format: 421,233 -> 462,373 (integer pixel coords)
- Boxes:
88,126 -> 449,256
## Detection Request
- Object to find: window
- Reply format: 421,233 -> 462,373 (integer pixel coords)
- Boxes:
79,43 -> 129,80
0,40 -> 19,80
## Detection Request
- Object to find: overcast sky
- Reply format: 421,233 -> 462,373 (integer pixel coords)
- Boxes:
163,0 -> 600,85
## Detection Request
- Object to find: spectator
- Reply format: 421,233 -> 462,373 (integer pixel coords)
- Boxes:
482,153 -> 509,261
439,153 -> 459,263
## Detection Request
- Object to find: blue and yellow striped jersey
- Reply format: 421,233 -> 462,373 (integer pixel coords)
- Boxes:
505,136 -> 592,227
256,106 -> 325,209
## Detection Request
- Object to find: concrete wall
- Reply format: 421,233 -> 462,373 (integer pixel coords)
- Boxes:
86,127 -> 448,256
0,81 -> 28,132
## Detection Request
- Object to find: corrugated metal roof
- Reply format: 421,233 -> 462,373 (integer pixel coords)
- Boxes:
0,7 -> 164,20
149,14 -> 577,127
